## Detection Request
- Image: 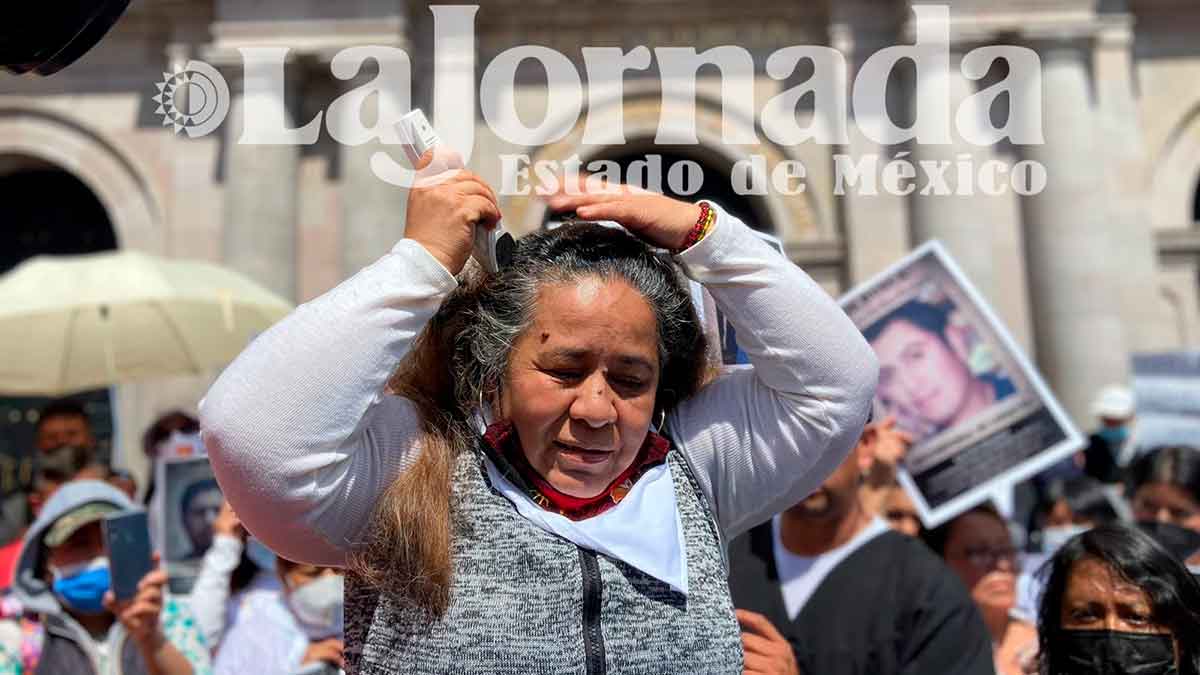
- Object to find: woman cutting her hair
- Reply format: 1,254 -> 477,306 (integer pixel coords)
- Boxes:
199,154 -> 878,674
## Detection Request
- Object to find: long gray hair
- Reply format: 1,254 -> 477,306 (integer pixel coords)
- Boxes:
350,223 -> 710,616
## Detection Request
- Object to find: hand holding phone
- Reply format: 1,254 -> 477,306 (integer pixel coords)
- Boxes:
103,511 -> 154,602
398,109 -> 514,273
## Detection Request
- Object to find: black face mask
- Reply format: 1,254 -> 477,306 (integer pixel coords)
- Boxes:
1138,521 -> 1200,563
1050,629 -> 1177,675
39,445 -> 88,478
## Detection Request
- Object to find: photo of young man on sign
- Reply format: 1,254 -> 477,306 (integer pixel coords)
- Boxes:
864,296 -> 1017,444
842,242 -> 1082,527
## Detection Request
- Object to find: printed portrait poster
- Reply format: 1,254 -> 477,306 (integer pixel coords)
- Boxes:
840,241 -> 1083,527
1131,351 -> 1200,457
156,455 -> 221,594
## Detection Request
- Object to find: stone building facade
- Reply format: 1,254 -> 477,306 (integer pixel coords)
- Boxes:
2,0 -> 1199,485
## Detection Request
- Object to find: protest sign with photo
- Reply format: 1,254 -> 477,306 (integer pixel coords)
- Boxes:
155,454 -> 221,594
840,241 -> 1083,527
1131,351 -> 1200,455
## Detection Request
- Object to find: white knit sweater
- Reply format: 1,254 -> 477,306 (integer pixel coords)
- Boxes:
199,204 -> 879,567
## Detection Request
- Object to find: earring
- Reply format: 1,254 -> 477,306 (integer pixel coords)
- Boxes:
654,409 -> 667,434
477,387 -> 496,428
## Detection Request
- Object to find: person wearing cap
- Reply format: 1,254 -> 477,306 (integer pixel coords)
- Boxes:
1083,384 -> 1136,484
0,480 -> 211,674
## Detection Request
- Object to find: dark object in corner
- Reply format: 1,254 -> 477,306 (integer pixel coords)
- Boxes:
1,1 -> 132,76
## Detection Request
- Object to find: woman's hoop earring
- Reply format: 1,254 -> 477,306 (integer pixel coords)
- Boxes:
654,409 -> 667,434
478,387 -> 495,426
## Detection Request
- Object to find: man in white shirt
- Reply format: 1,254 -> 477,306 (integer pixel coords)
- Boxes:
728,425 -> 995,675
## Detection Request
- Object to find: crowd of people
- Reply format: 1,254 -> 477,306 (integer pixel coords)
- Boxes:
723,387 -> 1200,675
2,173 -> 1200,675
0,404 -> 347,675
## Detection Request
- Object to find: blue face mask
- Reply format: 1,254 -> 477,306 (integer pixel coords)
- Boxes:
245,536 -> 276,572
1098,427 -> 1129,447
50,558 -> 111,614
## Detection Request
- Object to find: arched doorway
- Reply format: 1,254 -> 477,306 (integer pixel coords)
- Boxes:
594,145 -> 771,233
0,157 -> 117,541
0,156 -> 117,274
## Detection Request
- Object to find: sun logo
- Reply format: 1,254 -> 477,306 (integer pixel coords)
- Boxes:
151,60 -> 230,139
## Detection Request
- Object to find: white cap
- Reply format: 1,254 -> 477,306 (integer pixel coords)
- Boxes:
1092,385 -> 1135,420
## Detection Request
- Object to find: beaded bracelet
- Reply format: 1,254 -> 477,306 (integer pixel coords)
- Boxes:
674,201 -> 715,254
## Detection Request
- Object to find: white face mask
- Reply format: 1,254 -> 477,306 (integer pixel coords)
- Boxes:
1041,523 -> 1091,555
286,573 -> 344,640
49,555 -> 108,582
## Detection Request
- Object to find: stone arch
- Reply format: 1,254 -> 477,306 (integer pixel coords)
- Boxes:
502,89 -> 823,247
0,107 -> 163,252
1158,283 -> 1197,347
1149,101 -> 1200,229
0,157 -> 118,273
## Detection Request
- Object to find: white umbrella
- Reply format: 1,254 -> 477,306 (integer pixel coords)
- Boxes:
0,250 -> 293,396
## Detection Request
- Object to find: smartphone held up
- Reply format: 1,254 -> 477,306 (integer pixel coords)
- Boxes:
102,510 -> 154,602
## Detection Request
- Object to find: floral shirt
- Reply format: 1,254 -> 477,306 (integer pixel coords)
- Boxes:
0,593 -> 211,675
160,595 -> 213,675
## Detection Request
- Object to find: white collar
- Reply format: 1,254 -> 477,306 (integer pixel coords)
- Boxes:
770,516 -> 889,619
483,455 -> 689,594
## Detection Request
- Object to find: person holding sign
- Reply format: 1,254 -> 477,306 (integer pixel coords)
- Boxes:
200,154 -> 877,674
855,416 -> 915,525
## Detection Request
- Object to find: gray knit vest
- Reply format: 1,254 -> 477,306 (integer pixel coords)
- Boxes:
344,444 -> 744,674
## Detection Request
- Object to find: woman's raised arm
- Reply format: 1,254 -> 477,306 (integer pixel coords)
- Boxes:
201,158 -> 500,567
668,204 -> 879,539
199,239 -> 457,566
